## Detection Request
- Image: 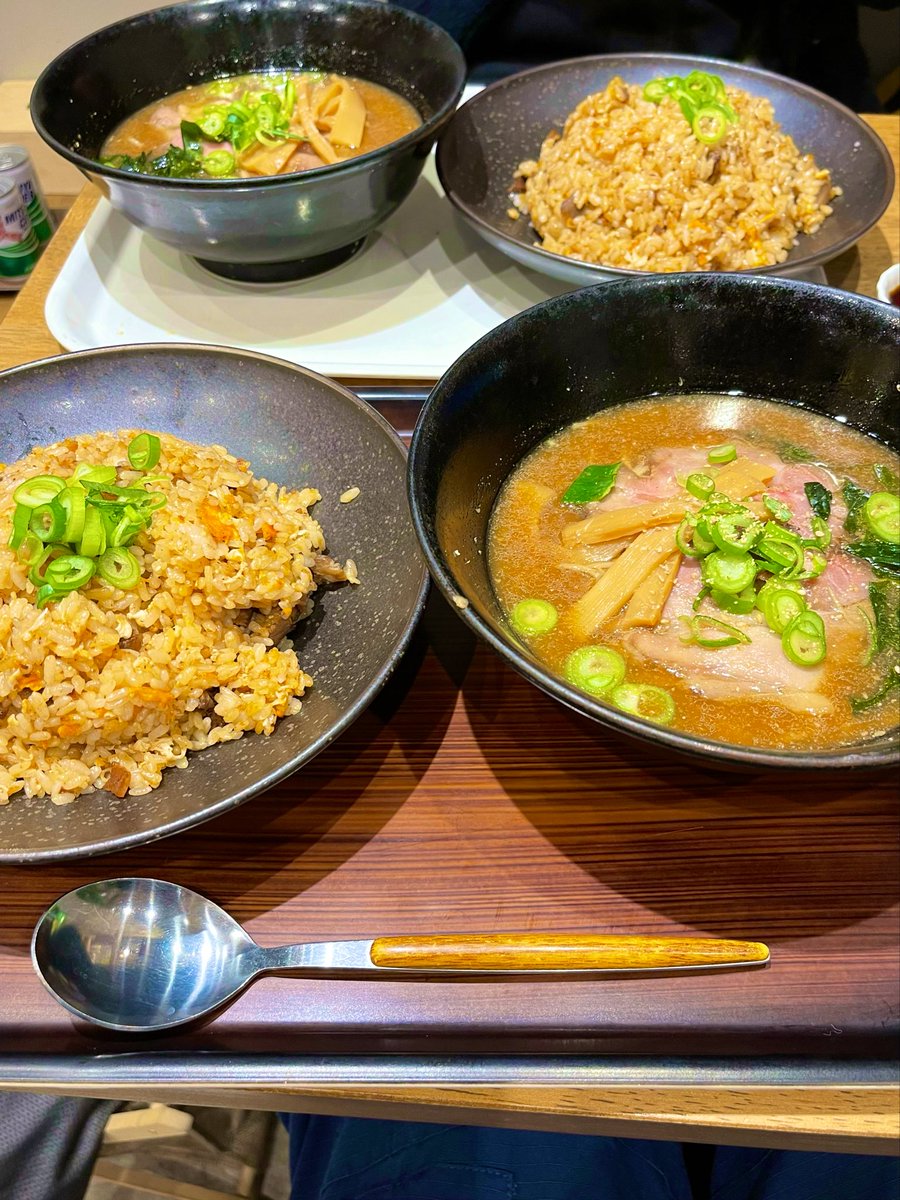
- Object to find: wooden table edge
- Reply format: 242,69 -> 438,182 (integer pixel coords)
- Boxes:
0,1079 -> 897,1155
0,114 -> 898,1147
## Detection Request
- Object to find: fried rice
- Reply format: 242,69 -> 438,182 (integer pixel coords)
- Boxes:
0,431 -> 357,804
514,77 -> 840,271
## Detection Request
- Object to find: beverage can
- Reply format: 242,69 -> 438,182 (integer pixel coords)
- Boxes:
0,178 -> 41,290
0,144 -> 55,246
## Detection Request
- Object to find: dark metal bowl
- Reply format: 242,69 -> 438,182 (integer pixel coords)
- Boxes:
436,53 -> 894,285
31,0 -> 465,283
0,346 -> 427,862
408,275 -> 900,772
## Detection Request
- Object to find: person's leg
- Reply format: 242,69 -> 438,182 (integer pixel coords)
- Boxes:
284,1115 -> 694,1200
0,1093 -> 119,1200
711,1145 -> 900,1200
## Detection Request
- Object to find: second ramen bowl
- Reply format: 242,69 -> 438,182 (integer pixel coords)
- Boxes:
32,0 -> 465,282
408,275 -> 900,771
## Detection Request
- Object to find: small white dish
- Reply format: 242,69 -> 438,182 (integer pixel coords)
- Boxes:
876,262 -> 899,305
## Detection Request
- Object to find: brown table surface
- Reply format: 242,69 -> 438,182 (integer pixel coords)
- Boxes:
0,114 -> 898,1153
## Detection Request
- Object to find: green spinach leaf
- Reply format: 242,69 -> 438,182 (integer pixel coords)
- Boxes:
804,482 -> 832,520
842,480 -> 870,535
562,463 -> 621,505
844,540 -> 900,579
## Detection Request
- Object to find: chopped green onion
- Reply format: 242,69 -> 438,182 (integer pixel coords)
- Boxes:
763,494 -> 792,522
35,583 -> 62,609
12,474 -> 66,507
58,486 -> 87,544
45,554 -> 96,592
97,546 -> 140,590
28,545 -> 60,587
14,433 -> 167,606
16,530 -> 46,568
711,584 -> 756,615
610,682 -> 676,725
68,464 -> 116,486
642,78 -> 670,103
683,70 -> 724,104
676,515 -> 715,558
510,598 -> 558,637
109,509 -> 147,548
78,506 -> 106,559
29,501 -> 66,543
685,473 -> 715,501
692,104 -> 729,145
202,150 -> 236,177
682,613 -> 751,648
708,509 -> 764,553
782,609 -> 826,666
808,515 -> 832,549
198,107 -> 227,138
761,587 -> 807,635
127,433 -> 162,472
8,503 -> 30,550
707,444 -> 737,466
564,645 -> 627,697
863,492 -> 900,543
701,549 -> 757,595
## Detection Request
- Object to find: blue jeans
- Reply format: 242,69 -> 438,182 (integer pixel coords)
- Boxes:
284,1116 -> 899,1199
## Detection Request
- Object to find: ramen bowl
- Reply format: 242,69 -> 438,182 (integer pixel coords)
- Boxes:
408,275 -> 900,771
32,0 -> 465,283
437,54 -> 894,285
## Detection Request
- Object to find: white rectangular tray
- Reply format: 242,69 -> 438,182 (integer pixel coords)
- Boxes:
45,157 -> 827,381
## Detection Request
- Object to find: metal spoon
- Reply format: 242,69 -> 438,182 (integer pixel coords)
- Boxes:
32,877 -> 769,1032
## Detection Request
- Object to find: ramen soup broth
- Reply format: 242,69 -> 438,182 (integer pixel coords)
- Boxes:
101,71 -> 421,179
489,396 -> 900,751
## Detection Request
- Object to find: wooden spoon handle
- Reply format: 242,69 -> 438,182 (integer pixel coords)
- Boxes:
369,933 -> 769,973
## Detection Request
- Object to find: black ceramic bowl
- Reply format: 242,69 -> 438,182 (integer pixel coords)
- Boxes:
437,54 -> 894,286
0,345 -> 427,862
32,0 -> 465,283
408,275 -> 900,772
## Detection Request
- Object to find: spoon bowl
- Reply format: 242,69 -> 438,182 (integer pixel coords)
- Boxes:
32,878 -> 260,1031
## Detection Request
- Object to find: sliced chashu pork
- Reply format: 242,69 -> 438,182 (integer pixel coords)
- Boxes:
624,562 -> 833,715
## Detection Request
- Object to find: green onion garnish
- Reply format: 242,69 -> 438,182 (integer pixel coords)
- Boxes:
609,682 -> 676,725
681,613 -> 751,649
763,494 -> 793,522
707,444 -> 737,465
510,597 -> 558,637
760,587 -> 807,635
6,433 -> 167,606
29,501 -> 66,544
701,549 -> 757,595
782,610 -> 827,667
863,492 -> 900,543
564,645 -> 627,697
642,71 -> 738,144
127,432 -> 162,472
7,503 -> 30,551
685,473 -> 715,501
97,546 -> 141,591
12,474 -> 66,507
45,554 -> 96,592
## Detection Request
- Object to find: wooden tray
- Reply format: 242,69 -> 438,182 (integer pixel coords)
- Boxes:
0,397 -> 897,1060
